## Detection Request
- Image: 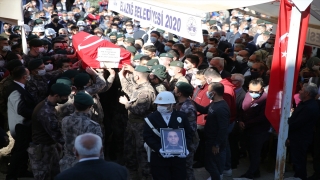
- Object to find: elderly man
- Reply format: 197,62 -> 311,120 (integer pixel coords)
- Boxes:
209,57 -> 231,79
288,83 -> 320,180
55,133 -> 127,180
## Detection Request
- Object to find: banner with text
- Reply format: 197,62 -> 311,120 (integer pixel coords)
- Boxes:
108,0 -> 203,43
306,27 -> 320,48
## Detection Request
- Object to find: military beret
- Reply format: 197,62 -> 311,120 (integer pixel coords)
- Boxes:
13,26 -> 20,31
55,49 -> 68,54
202,29 -> 209,35
29,39 -> 43,47
151,65 -> 167,81
156,29 -> 165,35
257,19 -> 265,25
51,83 -> 71,96
169,61 -> 183,68
6,59 -> 23,72
34,19 -> 43,25
117,34 -> 124,39
56,77 -> 72,87
74,73 -> 91,87
135,65 -> 151,73
109,32 -> 117,37
175,82 -> 193,95
27,35 -> 39,41
74,92 -> 94,106
209,20 -> 216,25
126,46 -> 137,54
265,21 -> 272,24
133,54 -> 144,61
150,31 -> 160,37
147,58 -> 159,66
159,53 -> 174,59
28,58 -> 43,71
62,69 -> 79,79
124,37 -> 135,43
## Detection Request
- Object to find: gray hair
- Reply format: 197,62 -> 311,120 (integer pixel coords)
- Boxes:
211,57 -> 224,68
234,43 -> 245,50
74,133 -> 102,156
59,28 -> 68,34
303,83 -> 318,99
231,73 -> 245,86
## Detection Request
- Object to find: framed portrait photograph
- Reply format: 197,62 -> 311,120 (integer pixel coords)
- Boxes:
160,128 -> 186,155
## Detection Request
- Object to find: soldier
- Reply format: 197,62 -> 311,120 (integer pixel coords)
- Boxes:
146,58 -> 159,69
118,65 -> 156,180
26,58 -> 61,104
22,39 -> 44,65
27,83 -> 71,179
59,92 -> 103,172
149,65 -> 167,94
168,61 -> 189,91
0,59 -> 23,129
73,67 -> 115,136
143,91 -> 192,180
174,82 -> 199,180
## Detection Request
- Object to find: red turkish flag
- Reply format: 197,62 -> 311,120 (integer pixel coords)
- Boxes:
265,0 -> 310,133
72,31 -> 131,69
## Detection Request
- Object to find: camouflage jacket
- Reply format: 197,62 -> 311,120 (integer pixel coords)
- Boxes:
169,75 -> 189,91
176,98 -> 197,133
153,83 -> 167,95
55,94 -> 75,122
120,79 -> 156,122
0,76 -> 13,118
26,75 -> 49,104
32,98 -> 64,145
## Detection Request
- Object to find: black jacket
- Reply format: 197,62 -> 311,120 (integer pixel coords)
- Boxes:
220,70 -> 231,79
7,82 -> 36,125
154,41 -> 166,56
55,159 -> 128,180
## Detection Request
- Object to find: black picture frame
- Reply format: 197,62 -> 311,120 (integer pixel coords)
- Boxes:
160,128 -> 186,155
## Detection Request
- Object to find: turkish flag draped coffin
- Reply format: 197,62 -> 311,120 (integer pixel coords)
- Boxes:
265,0 -> 310,133
72,31 -> 131,68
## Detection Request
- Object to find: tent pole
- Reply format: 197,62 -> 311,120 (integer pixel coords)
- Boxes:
274,5 -> 301,180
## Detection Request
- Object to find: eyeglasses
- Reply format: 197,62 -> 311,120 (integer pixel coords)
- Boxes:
250,68 -> 259,72
249,90 -> 260,94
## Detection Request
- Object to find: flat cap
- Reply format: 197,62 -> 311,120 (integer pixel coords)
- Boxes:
28,58 -> 43,71
147,58 -> 159,66
159,53 -> 173,59
6,60 -> 23,72
74,73 -> 91,87
175,82 -> 193,95
135,65 -> 151,73
169,61 -> 183,68
74,92 -> 94,106
56,77 -> 72,87
51,83 -> 71,96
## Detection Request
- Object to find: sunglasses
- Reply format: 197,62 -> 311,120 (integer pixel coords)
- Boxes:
248,90 -> 260,94
250,68 -> 259,72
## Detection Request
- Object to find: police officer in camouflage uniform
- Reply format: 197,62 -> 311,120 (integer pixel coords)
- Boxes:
73,67 -> 115,137
0,60 -> 23,129
174,82 -> 199,180
59,92 -> 103,172
26,58 -> 61,104
149,65 -> 167,95
119,65 -> 156,180
168,61 -> 189,91
27,83 -> 71,179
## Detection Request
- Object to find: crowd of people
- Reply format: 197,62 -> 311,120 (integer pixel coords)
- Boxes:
0,0 -> 319,180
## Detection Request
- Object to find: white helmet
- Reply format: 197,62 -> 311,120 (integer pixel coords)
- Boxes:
154,91 -> 176,104
77,21 -> 86,26
32,25 -> 45,32
45,28 -> 56,38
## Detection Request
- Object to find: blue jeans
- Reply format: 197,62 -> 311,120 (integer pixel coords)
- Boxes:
224,122 -> 235,170
205,143 -> 225,179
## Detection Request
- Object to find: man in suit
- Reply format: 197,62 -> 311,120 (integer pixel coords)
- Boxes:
6,66 -> 36,180
55,133 -> 128,180
212,32 -> 231,53
143,91 -> 192,180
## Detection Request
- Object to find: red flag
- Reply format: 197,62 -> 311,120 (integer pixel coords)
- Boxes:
72,32 -> 131,69
265,0 -> 310,133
